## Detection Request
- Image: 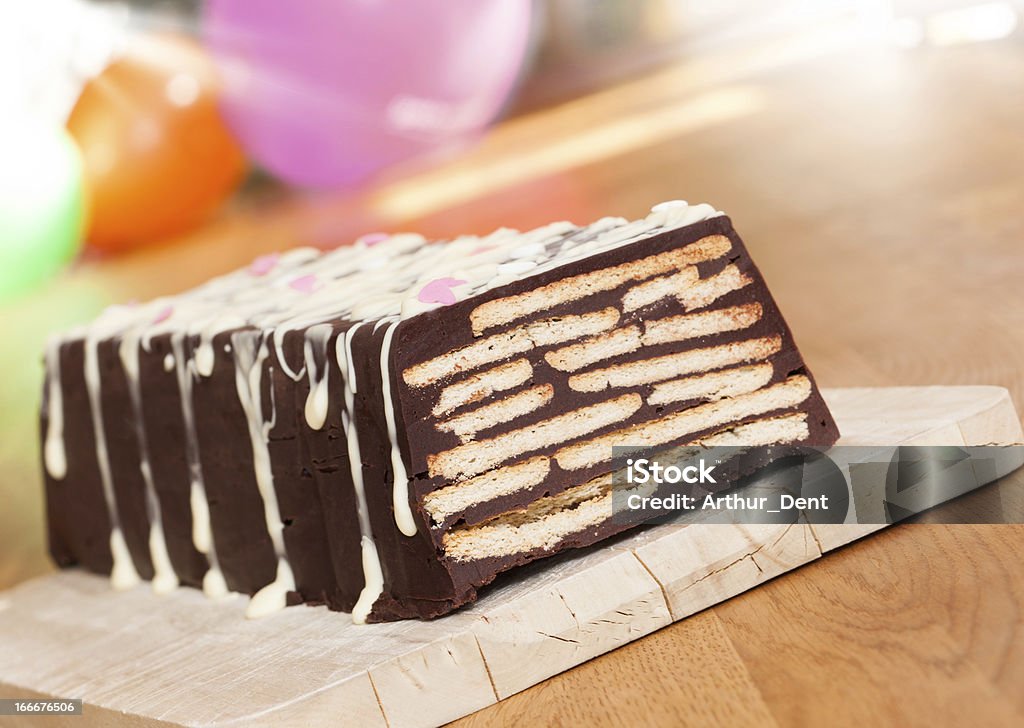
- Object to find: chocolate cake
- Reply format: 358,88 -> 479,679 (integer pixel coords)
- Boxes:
40,201 -> 839,622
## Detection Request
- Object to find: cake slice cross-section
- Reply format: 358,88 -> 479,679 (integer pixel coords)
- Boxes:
40,200 -> 839,622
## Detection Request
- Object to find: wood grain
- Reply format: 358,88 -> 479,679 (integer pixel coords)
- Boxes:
2,27 -> 1024,728
0,387 -> 1020,728
716,524 -> 1024,728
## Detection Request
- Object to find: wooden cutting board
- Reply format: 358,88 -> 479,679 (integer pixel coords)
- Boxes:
1,386 -> 1021,728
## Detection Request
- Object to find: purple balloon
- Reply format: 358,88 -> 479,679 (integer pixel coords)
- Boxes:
202,0 -> 533,188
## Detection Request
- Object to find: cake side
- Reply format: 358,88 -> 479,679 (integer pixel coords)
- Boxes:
381,214 -> 838,619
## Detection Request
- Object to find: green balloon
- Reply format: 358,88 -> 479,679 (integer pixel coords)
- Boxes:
0,123 -> 85,305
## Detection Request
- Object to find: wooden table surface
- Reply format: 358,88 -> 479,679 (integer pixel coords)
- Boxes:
2,23 -> 1023,727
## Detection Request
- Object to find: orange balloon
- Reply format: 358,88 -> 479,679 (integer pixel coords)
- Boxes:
67,35 -> 246,254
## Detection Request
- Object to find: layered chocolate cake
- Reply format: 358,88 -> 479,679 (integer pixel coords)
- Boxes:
40,201 -> 839,622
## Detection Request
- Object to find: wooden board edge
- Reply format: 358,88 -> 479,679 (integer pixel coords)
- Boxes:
810,385 -> 1023,553
470,548 -> 672,701
2,386 -> 1022,728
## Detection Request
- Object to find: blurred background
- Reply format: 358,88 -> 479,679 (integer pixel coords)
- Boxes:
2,0 -> 1024,586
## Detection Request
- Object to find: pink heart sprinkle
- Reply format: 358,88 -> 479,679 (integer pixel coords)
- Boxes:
249,253 -> 280,276
357,232 -> 389,247
417,278 -> 467,306
289,274 -> 319,294
153,305 -> 173,324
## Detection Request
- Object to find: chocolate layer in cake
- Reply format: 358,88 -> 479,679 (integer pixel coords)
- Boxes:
40,201 -> 839,622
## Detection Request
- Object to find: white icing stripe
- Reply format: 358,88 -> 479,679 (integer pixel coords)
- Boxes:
303,325 -> 332,430
171,333 -> 229,599
147,517 -> 178,595
380,320 -> 417,537
194,314 -> 246,378
189,481 -> 212,554
43,339 -> 66,480
195,339 -> 216,377
232,333 -> 296,619
83,335 -> 140,591
120,335 -> 179,595
109,529 -> 140,591
355,538 -> 384,624
247,559 -> 296,619
202,567 -> 229,599
273,320 -> 307,382
338,323 -> 385,625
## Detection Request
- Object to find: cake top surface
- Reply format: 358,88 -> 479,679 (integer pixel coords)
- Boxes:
62,200 -> 722,369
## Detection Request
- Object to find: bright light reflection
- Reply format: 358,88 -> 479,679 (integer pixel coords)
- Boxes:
927,2 -> 1018,46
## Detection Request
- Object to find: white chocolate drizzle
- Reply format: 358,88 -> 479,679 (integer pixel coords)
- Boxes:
147,516 -> 178,595
247,559 -> 295,619
172,332 -> 229,598
119,333 -> 178,594
303,324 -> 333,430
232,332 -> 296,618
379,319 -> 417,537
338,323 -> 385,624
108,528 -> 139,591
83,330 -> 140,591
189,480 -> 212,554
43,338 -> 67,480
